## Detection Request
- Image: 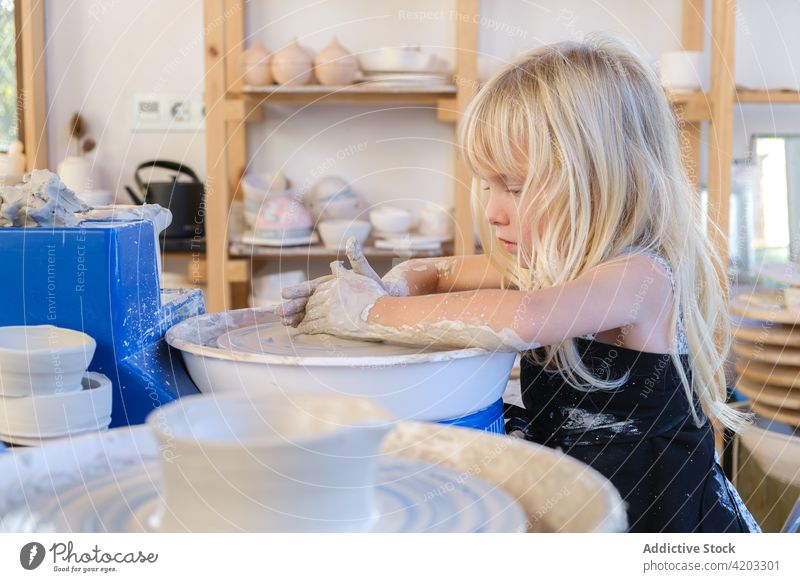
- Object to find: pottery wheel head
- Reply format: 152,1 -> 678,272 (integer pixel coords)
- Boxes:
216,322 -> 446,358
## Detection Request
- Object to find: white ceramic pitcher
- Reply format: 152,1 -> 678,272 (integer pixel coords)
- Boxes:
146,392 -> 394,532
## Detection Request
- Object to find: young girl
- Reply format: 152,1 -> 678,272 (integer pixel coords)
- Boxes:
275,37 -> 760,533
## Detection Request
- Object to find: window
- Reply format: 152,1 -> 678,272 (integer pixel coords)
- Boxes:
0,0 -> 18,152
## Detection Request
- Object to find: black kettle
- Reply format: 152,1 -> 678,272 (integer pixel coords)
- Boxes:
125,160 -> 204,238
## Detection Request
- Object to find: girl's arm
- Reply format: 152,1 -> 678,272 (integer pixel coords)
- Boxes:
382,254 -> 506,296
276,238 -> 504,326
299,254 -> 670,352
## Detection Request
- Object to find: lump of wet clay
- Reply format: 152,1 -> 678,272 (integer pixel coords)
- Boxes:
0,169 -> 90,227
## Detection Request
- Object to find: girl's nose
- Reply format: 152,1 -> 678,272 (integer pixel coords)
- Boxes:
485,192 -> 509,226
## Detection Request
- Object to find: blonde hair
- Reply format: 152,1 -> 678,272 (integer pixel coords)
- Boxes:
459,35 -> 750,432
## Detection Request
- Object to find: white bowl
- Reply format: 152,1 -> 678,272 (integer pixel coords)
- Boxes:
369,207 -> 412,234
317,219 -> 371,250
309,175 -> 350,203
309,195 -> 360,223
146,392 -> 393,532
241,173 -> 290,205
79,189 -> 114,207
0,372 -> 112,439
358,47 -> 439,73
166,309 -> 516,422
0,326 -> 96,397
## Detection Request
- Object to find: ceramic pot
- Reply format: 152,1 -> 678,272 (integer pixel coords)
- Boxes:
0,372 -> 112,441
0,325 -> 96,397
240,40 -> 272,85
318,219 -> 371,250
314,37 -> 358,86
271,38 -> 313,86
147,392 -> 394,532
57,156 -> 93,195
418,202 -> 453,237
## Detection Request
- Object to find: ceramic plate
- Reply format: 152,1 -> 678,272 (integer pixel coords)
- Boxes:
215,321 -> 449,359
239,231 -> 319,247
0,426 -> 526,533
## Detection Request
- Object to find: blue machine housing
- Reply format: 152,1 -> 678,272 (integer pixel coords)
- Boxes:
0,219 -> 203,427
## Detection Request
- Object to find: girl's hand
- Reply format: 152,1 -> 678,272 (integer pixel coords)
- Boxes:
297,259 -> 388,338
275,237 -> 396,327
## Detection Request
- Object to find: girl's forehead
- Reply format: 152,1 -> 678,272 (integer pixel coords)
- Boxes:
478,172 -> 522,184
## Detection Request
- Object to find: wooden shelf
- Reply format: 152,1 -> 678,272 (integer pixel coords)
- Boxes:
230,240 -> 454,260
736,89 -> 800,104
668,91 -> 713,121
239,83 -> 457,105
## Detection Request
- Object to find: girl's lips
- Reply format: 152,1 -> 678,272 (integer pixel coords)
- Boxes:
499,238 -> 517,252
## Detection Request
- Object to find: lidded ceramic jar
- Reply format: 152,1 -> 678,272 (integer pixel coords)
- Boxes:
314,37 -> 358,86
240,40 -> 272,85
271,38 -> 313,85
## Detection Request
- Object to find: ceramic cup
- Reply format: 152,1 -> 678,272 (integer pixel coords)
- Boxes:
658,51 -> 706,92
0,372 -> 112,441
0,325 -> 96,397
146,393 -> 394,532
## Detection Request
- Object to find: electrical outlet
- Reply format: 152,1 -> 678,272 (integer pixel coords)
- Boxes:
132,94 -> 205,133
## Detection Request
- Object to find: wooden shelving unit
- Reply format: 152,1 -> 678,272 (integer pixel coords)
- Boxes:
202,0 -> 790,312
203,0 -> 479,312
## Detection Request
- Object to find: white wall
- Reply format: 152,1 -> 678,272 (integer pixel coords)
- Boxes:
42,0 -> 800,204
45,0 -> 205,199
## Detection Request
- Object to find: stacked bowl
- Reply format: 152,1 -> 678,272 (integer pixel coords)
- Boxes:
241,172 -> 314,242
0,325 -> 112,445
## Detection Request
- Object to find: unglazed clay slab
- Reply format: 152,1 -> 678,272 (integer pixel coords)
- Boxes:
729,292 -> 800,325
735,375 -> 800,409
735,360 -> 800,389
733,341 -> 800,366
731,322 -> 800,347
216,322 -> 448,358
0,426 -> 526,533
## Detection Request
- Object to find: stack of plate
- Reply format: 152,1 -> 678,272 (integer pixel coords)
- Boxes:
730,291 -> 800,427
358,47 -> 450,86
0,326 -> 112,446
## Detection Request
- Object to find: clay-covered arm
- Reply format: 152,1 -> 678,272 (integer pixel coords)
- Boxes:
299,254 -> 667,352
382,254 -> 506,296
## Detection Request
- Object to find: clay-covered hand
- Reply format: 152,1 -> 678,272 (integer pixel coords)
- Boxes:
274,237 -> 392,327
297,259 -> 388,339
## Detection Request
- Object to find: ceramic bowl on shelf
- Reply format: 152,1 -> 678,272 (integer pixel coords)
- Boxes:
318,219 -> 371,250
658,51 -> 706,92
307,175 -> 361,222
0,372 -> 112,442
358,47 -> 443,74
0,325 -> 96,397
369,206 -> 412,234
146,392 -> 394,532
251,195 -> 313,239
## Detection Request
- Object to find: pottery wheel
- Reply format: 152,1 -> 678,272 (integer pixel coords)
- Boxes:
216,322 -> 448,358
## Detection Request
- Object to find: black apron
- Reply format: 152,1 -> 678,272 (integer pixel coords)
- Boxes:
518,338 -> 759,533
